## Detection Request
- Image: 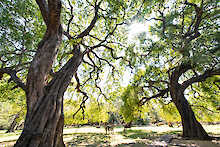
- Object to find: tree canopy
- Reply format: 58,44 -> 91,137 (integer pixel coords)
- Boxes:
0,0 -> 219,146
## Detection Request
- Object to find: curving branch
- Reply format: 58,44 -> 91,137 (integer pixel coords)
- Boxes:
76,2 -> 100,39
72,73 -> 89,119
182,68 -> 220,90
66,0 -> 74,33
171,63 -> 192,83
36,0 -> 49,26
102,45 -> 123,60
0,68 -> 27,92
81,53 -> 99,86
83,21 -> 125,55
139,88 -> 169,106
183,1 -> 203,43
91,50 -> 115,72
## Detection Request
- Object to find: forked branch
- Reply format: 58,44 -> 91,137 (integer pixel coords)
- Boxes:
0,68 -> 27,91
139,88 -> 169,106
182,68 -> 220,90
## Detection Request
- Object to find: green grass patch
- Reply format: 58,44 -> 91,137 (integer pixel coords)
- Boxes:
119,129 -> 157,139
119,129 -> 183,140
159,130 -> 182,135
65,133 -> 111,146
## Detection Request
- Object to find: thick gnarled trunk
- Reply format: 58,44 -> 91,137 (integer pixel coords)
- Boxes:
14,91 -> 65,147
14,51 -> 82,147
7,0 -> 84,146
171,88 -> 210,139
14,0 -> 83,145
14,44 -> 82,147
170,64 -> 210,140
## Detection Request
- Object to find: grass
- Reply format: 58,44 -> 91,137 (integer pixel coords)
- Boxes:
65,133 -> 111,147
119,129 -> 158,139
0,124 -> 219,147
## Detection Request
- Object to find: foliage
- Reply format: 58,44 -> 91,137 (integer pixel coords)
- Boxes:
0,75 -> 25,129
64,98 -> 110,125
190,76 -> 220,122
120,0 -> 220,124
157,103 -> 181,122
0,75 -> 25,103
0,0 -> 219,135
0,0 -> 45,74
119,85 -> 141,123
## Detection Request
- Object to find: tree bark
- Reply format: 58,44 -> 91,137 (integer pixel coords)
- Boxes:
171,87 -> 210,139
10,0 -> 83,146
14,1 -> 83,145
170,64 -> 210,140
14,50 -> 82,147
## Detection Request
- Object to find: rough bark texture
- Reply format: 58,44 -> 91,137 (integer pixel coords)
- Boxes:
14,48 -> 82,147
14,0 -> 83,146
170,64 -> 210,140
14,44 -> 82,147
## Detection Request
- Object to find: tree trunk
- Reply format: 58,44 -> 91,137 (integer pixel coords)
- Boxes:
173,91 -> 210,139
170,84 -> 210,139
13,0 -> 84,146
14,49 -> 82,147
169,63 -> 210,140
13,13 -> 83,146
14,88 -> 65,147
6,113 -> 20,133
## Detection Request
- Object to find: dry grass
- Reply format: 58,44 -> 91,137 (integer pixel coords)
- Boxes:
0,124 -> 219,147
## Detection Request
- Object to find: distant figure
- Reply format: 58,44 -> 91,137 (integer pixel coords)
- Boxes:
167,122 -> 174,127
123,122 -> 132,132
105,125 -> 114,134
103,122 -> 114,134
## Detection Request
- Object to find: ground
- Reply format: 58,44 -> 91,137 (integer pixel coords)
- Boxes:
0,125 -> 220,147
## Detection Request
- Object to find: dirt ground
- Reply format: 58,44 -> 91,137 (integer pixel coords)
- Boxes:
0,125 -> 220,147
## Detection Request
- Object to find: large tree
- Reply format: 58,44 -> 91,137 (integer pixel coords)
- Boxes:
123,0 -> 219,139
0,0 -> 144,146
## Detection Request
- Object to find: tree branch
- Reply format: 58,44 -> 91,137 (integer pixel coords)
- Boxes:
76,2 -> 99,39
139,88 -> 169,106
171,62 -> 192,83
0,68 -> 27,92
47,0 -> 62,31
72,73 -> 89,119
191,104 -> 219,113
36,0 -> 49,26
66,0 -> 74,33
182,68 -> 220,90
183,1 -> 203,43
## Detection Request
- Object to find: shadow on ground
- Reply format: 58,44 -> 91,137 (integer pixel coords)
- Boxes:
1,126 -> 220,147
65,133 -> 111,147
64,130 -> 220,147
